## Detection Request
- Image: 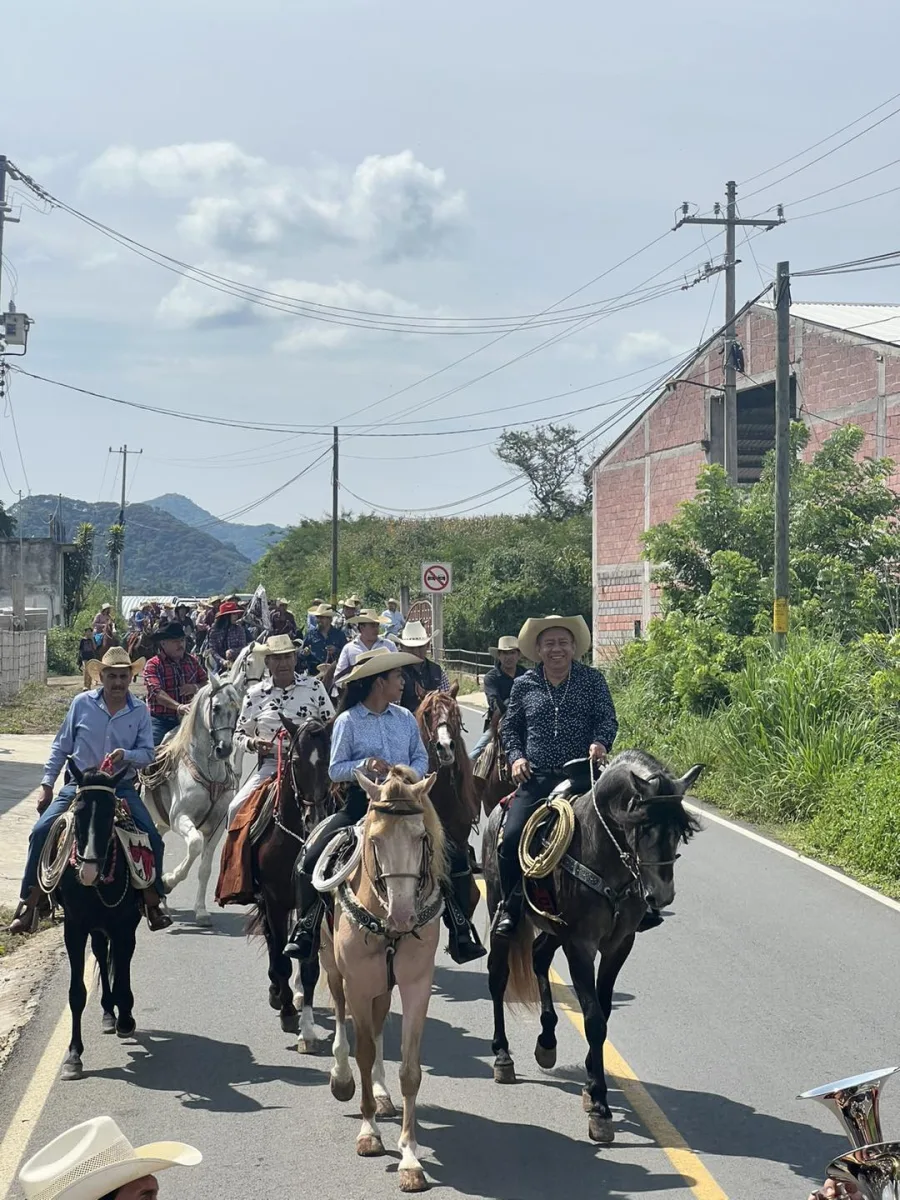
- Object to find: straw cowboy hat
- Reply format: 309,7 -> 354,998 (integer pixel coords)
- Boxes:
18,1115 -> 201,1200
491,635 -> 520,655
397,620 -> 431,648
517,614 -> 591,663
252,633 -> 298,658
86,646 -> 145,686
340,647 -> 422,686
341,594 -> 362,608
307,603 -> 336,618
347,608 -> 390,626
387,597 -> 399,606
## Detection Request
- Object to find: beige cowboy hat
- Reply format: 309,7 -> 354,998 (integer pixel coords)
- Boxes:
387,597 -> 399,606
517,614 -> 591,663
491,635 -> 521,655
340,647 -> 421,686
86,647 -> 145,686
396,619 -> 431,648
307,603 -> 336,618
252,633 -> 298,658
347,608 -> 390,626
341,594 -> 362,608
18,1115 -> 201,1200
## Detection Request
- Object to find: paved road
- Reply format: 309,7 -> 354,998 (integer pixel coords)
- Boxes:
1,705 -> 897,1199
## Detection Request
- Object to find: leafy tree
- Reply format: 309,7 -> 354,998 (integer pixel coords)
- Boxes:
106,523 -> 124,582
495,423 -> 587,520
0,500 -> 14,538
64,522 -> 95,622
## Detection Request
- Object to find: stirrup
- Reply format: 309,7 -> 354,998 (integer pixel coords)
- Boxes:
8,897 -> 39,935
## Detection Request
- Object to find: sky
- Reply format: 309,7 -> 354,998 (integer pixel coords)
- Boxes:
4,0 -> 900,529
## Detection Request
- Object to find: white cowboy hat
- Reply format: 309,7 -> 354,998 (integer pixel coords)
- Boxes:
307,603 -> 335,618
491,635 -> 520,655
18,1115 -> 201,1200
340,647 -> 421,686
347,608 -> 390,626
252,633 -> 297,658
86,647 -> 145,686
517,614 -> 591,663
387,597 -> 399,606
396,620 -> 431,648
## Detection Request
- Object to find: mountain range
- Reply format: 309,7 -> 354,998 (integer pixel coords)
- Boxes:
146,494 -> 284,563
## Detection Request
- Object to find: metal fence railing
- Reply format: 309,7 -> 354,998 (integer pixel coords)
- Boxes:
441,647 -> 495,683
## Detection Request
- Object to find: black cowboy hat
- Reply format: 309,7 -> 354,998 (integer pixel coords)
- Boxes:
152,621 -> 186,641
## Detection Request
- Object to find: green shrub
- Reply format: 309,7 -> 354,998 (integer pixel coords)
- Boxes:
47,626 -> 80,675
808,749 -> 900,881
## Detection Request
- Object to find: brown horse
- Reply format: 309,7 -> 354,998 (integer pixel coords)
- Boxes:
249,716 -> 334,1035
415,691 -> 480,925
472,711 -> 514,818
125,626 -> 156,663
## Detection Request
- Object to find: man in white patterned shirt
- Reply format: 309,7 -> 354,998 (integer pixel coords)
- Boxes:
227,634 -> 334,826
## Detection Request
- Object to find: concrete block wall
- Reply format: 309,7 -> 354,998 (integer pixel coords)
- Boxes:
0,631 -> 47,701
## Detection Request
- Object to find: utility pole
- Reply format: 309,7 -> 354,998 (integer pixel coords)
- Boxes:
773,261 -> 791,651
675,182 -> 784,484
331,426 -> 339,609
109,444 -> 142,619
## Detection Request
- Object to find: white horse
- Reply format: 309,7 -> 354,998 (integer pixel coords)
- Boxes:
142,673 -> 243,925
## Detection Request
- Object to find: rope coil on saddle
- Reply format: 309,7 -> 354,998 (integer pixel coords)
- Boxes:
38,810 -> 76,894
518,797 -> 575,879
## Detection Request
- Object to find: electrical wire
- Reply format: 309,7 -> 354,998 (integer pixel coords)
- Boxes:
3,372 -> 31,493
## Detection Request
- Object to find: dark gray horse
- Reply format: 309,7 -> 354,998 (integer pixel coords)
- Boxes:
482,749 -> 702,1143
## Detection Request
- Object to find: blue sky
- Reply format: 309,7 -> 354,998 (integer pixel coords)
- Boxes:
4,0 -> 900,527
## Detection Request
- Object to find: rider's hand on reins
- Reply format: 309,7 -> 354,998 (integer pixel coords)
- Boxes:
589,743 -> 608,764
37,784 -> 53,814
254,738 -> 275,758
365,757 -> 391,779
107,749 -> 126,767
512,758 -> 532,784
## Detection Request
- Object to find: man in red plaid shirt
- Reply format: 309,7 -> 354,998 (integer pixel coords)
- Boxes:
143,622 -> 209,745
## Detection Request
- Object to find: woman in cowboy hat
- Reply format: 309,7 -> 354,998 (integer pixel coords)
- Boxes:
227,633 -> 335,827
206,599 -> 247,671
331,608 -> 395,687
468,635 -> 526,761
395,620 -> 451,713
7,647 -> 171,936
142,622 -> 209,747
494,615 -> 619,941
17,1114 -> 201,1200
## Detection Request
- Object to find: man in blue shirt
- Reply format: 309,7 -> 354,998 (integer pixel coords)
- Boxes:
298,604 -> 346,676
7,647 -> 171,936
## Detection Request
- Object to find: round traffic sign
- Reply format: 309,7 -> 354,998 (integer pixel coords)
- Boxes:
423,564 -> 450,593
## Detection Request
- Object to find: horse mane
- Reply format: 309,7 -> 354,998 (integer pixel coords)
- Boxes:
152,677 -> 239,770
415,692 -> 479,825
599,749 -> 702,843
368,766 -> 447,884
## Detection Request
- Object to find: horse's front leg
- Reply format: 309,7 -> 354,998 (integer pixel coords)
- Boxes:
62,921 -> 88,1080
164,809 -> 204,900
564,940 -> 615,1144
396,966 -> 434,1192
372,991 -> 396,1119
263,893 -> 298,1033
194,809 -> 227,925
90,930 -> 116,1034
110,921 -> 138,1038
297,955 -> 328,1053
488,935 -> 515,1084
321,934 -> 354,1100
533,931 -> 561,1069
347,992 -> 383,1158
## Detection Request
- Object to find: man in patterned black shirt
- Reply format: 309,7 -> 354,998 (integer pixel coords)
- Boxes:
496,614 -> 618,940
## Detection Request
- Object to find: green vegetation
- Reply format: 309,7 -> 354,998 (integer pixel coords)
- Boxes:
0,906 -> 55,958
0,679 -> 81,734
611,424 -> 900,895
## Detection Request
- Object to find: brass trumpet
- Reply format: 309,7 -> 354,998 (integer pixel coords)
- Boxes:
799,1068 -> 900,1149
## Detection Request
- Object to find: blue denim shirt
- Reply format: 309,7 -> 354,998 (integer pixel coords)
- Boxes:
42,689 -> 155,787
329,702 -> 429,783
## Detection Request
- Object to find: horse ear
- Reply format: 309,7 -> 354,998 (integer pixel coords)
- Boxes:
418,772 -> 437,797
354,770 -> 381,801
677,764 -> 704,792
68,758 -> 84,787
280,713 -> 299,738
109,767 -> 129,788
629,770 -> 660,801
209,671 -> 222,691
449,680 -> 459,699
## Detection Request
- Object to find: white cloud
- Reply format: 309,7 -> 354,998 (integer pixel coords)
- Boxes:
614,329 -> 682,363
19,152 -> 76,179
84,142 -> 265,196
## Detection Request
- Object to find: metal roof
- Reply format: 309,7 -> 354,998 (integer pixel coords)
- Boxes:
785,302 -> 900,347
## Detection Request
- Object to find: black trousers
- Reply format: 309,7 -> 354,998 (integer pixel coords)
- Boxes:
497,770 -> 565,895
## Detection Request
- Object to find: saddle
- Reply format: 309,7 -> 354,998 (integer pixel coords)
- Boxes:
38,802 -> 156,895
215,777 -> 275,907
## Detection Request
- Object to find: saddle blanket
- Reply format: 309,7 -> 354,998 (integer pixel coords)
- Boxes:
216,776 -> 273,907
114,805 -> 156,889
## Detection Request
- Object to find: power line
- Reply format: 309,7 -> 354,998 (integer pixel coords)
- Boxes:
1,368 -> 30,493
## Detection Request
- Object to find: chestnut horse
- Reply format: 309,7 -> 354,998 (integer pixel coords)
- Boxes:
472,711 -> 513,819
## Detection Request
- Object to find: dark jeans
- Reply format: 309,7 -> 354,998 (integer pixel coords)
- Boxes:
301,784 -> 369,875
21,781 -> 165,898
151,714 -> 180,746
497,770 -> 565,896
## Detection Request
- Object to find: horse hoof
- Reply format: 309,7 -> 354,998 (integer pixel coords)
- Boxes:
268,989 -> 281,1012
376,1095 -> 397,1119
582,1089 -> 592,1112
399,1167 -> 429,1192
493,1061 -> 517,1085
116,1018 -> 137,1039
588,1115 -> 615,1144
61,1055 -> 83,1081
194,912 -> 212,928
357,1135 -> 384,1157
280,1010 -> 300,1034
534,1041 -> 557,1069
297,1038 -> 320,1055
330,1074 -> 356,1102
101,1012 -> 116,1034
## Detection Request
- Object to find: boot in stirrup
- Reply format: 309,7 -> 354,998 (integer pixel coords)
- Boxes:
284,868 -> 324,961
492,883 -> 523,942
7,887 -> 41,936
442,874 -> 486,964
143,887 -> 173,932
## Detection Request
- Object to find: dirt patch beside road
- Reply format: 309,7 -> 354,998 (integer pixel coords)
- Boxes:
0,680 -> 81,735
0,917 -> 64,1075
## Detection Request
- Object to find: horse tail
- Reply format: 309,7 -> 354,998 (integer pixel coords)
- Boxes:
504,915 -> 540,1008
246,901 -> 268,942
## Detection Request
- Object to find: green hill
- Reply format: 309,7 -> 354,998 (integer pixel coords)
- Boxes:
146,493 -> 283,563
13,495 -> 251,596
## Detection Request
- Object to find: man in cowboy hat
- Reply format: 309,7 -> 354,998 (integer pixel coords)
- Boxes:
142,622 -> 209,747
270,597 -> 298,640
7,647 -> 171,936
305,598 -> 325,634
381,597 -> 404,638
227,633 -> 335,826
332,594 -> 361,632
17,1114 -> 201,1199
395,620 -> 451,713
299,603 -> 346,676
331,608 -> 396,687
493,615 -> 619,941
469,635 -> 526,761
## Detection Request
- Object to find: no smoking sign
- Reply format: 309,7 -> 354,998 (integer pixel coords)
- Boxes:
421,561 -> 453,594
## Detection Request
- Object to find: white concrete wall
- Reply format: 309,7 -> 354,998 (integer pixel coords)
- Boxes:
0,631 -> 47,701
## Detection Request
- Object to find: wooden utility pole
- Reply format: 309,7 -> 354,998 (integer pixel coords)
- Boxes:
675,182 -> 784,484
331,426 -> 339,609
773,260 -> 791,650
109,444 -> 141,618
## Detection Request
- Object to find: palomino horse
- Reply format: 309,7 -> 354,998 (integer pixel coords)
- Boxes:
319,766 -> 445,1193
141,675 -> 242,924
50,764 -> 144,1081
482,750 -> 702,1143
247,717 -> 333,1037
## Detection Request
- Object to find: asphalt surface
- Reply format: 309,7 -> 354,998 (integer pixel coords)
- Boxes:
1,704 -> 898,1199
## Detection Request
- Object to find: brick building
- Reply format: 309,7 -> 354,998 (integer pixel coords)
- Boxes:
589,300 -> 900,656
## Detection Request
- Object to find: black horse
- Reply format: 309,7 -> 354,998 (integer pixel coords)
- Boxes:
55,762 -> 144,1081
482,749 -> 702,1143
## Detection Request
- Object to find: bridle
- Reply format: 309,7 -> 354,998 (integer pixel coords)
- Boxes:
362,803 -> 436,906
420,698 -> 460,769
272,721 -> 329,843
588,759 -> 683,887
70,783 -> 131,906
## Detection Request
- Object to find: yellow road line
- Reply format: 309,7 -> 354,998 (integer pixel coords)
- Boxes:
474,877 -> 726,1199
0,962 -> 93,1197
